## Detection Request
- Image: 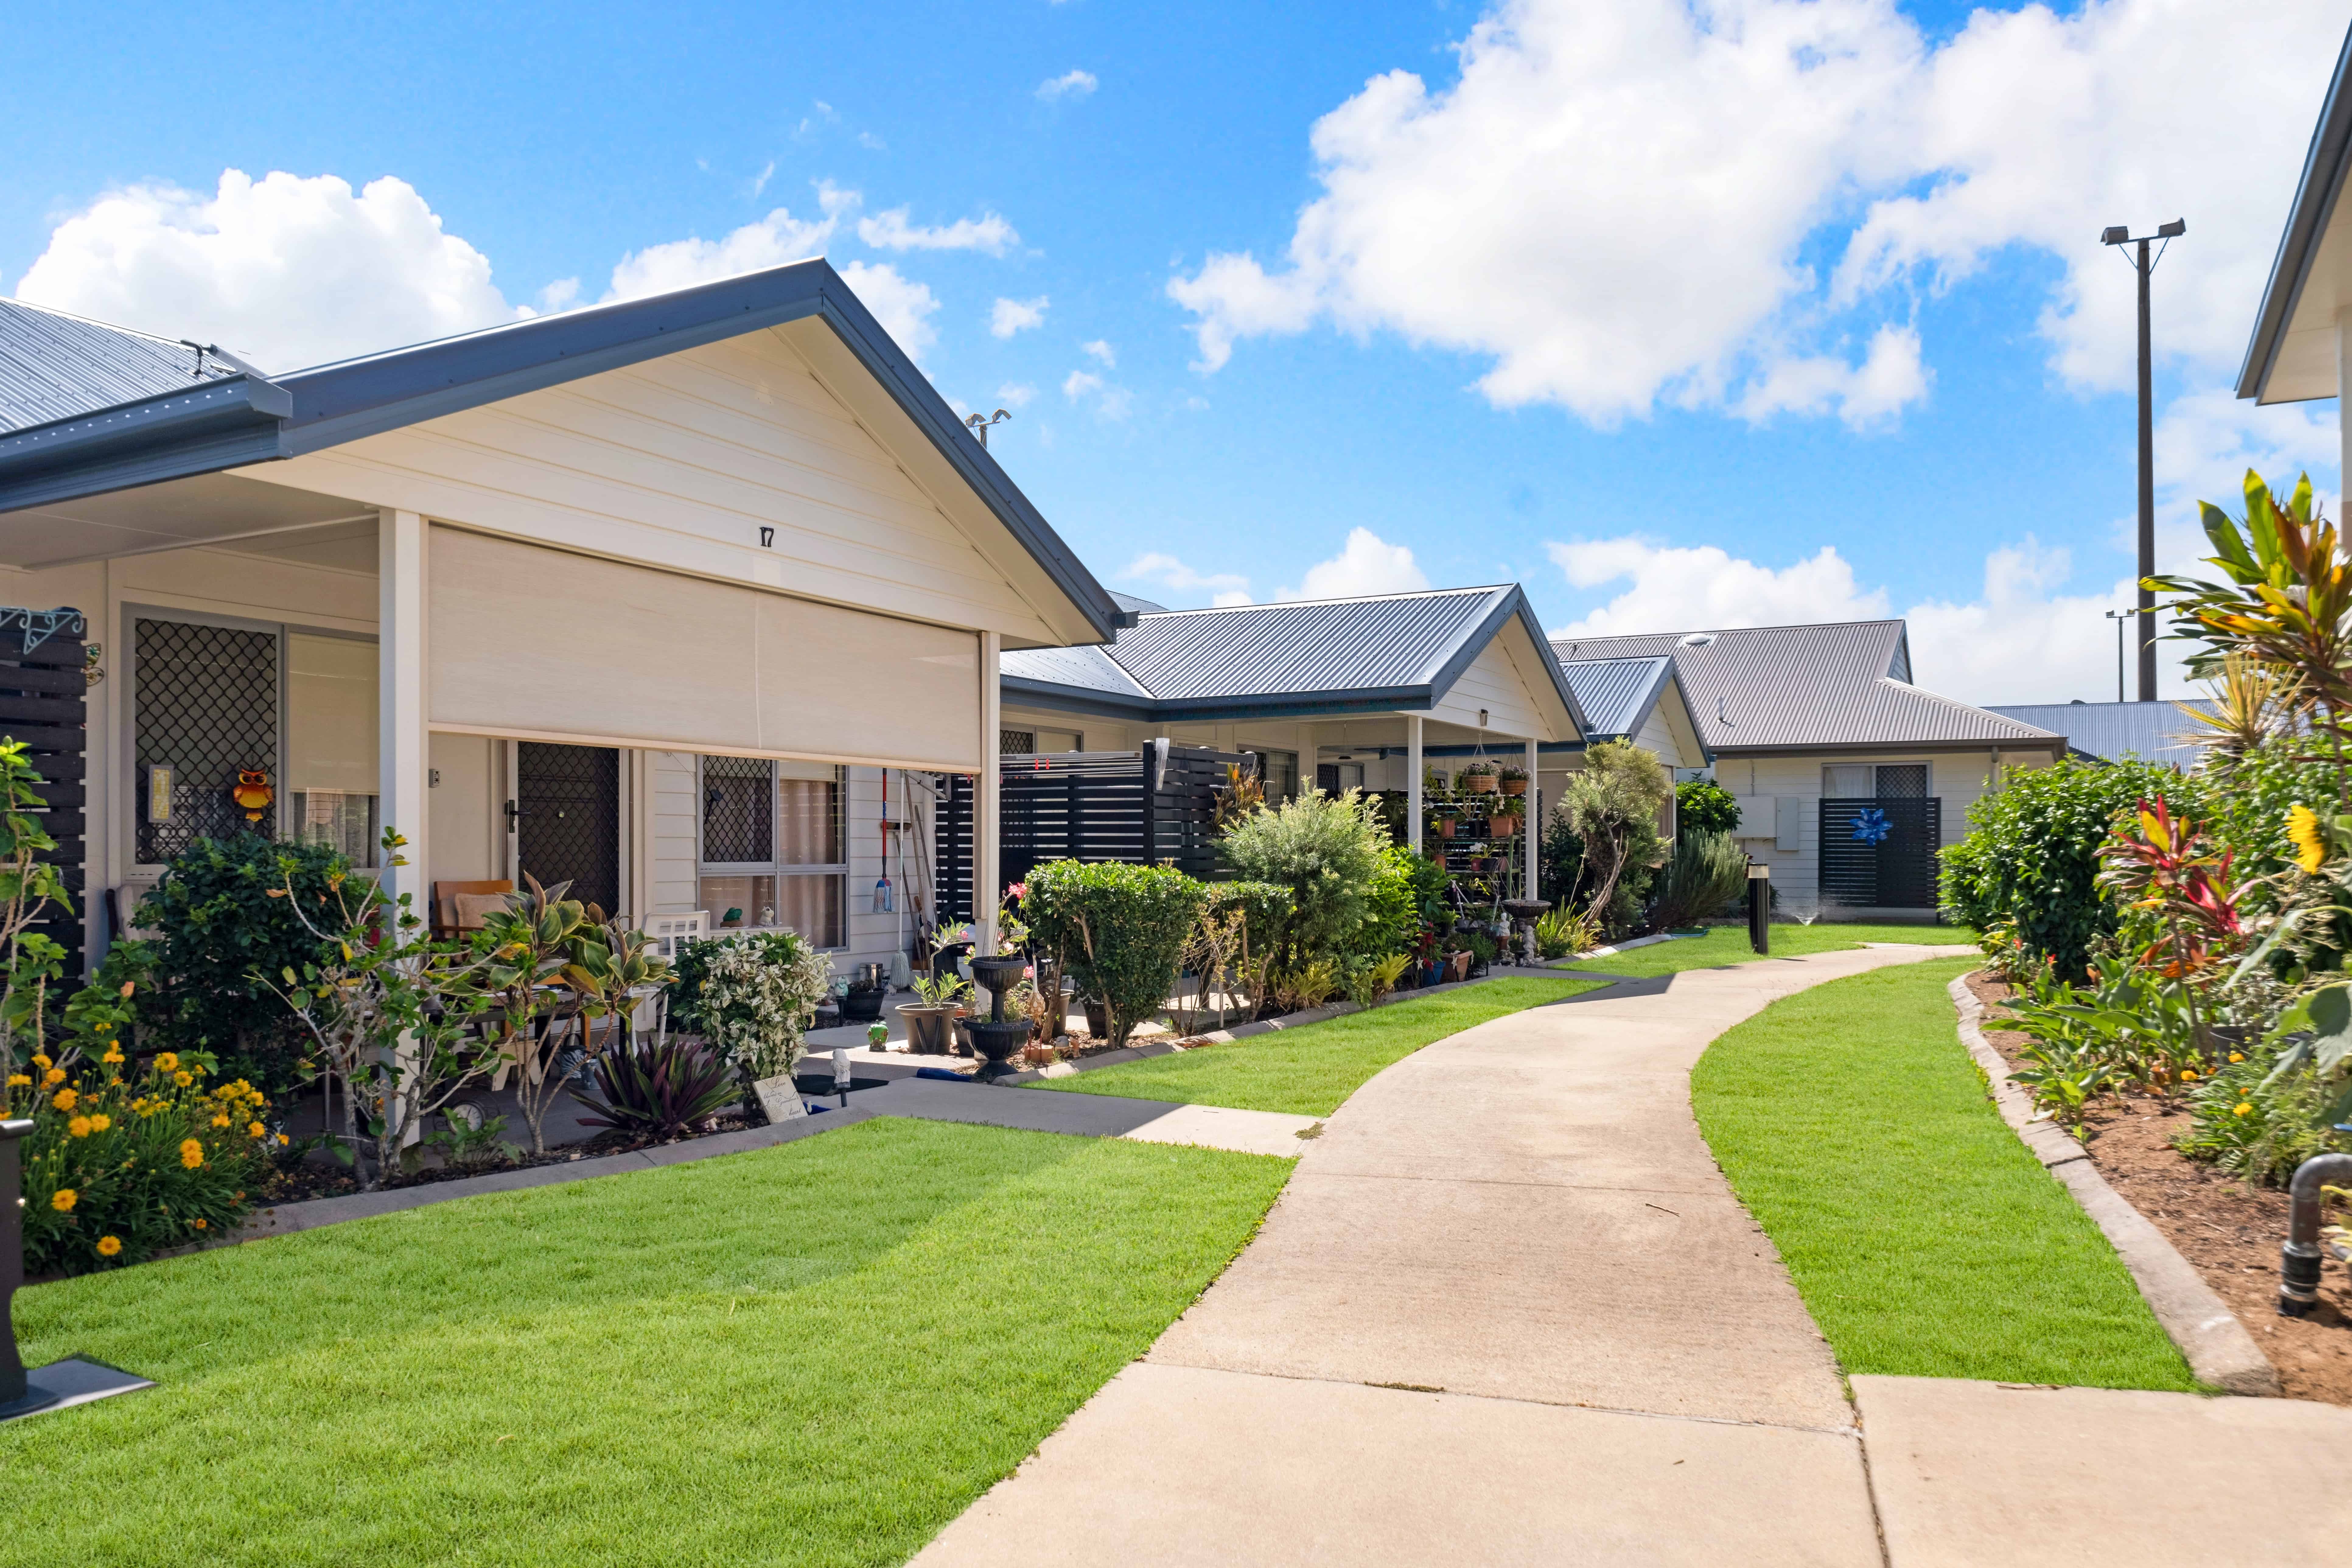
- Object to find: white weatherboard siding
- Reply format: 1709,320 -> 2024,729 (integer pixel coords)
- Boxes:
232,325 -> 1071,646
1426,630 -> 1553,742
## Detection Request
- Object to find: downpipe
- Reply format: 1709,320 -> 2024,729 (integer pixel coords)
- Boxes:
2278,1150 -> 2352,1317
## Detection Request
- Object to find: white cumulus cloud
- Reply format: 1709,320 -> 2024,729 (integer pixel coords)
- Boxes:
1082,338 -> 1116,366
858,206 -> 1019,255
1169,0 -> 2343,424
603,186 -> 854,301
835,261 -> 941,361
991,295 -> 1049,337
1037,69 -> 1099,102
995,381 -> 1036,408
9,169 -> 523,372
1278,527 -> 1431,601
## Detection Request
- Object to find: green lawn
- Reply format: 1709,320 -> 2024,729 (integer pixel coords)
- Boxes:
1691,958 -> 2194,1390
1033,975 -> 1605,1116
2,1117 -> 1293,1567
1561,920 -> 1977,979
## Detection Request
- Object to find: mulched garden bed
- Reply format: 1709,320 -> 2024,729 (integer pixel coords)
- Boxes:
1967,971 -> 2352,1404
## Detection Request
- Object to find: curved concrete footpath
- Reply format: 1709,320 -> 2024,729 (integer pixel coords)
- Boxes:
914,945 -> 1968,1567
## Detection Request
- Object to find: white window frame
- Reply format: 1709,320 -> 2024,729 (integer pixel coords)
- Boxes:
694,755 -> 849,950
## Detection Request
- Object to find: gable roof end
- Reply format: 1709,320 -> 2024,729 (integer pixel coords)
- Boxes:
0,260 -> 1124,641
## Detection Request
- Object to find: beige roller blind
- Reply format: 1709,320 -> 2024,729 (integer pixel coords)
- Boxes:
752,591 -> 979,769
428,526 -> 982,770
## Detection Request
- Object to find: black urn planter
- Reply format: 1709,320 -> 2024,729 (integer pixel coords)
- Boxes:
839,983 -> 888,1023
964,955 -> 1034,1082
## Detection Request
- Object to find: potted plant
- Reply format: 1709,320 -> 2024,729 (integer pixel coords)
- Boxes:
1489,804 -> 1522,837
1497,764 -> 1529,797
898,971 -> 970,1055
1460,763 -> 1498,794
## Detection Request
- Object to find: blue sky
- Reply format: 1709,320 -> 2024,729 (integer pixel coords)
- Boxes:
6,0 -> 2347,703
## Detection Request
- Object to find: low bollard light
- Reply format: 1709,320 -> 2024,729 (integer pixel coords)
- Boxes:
2,1116 -> 156,1422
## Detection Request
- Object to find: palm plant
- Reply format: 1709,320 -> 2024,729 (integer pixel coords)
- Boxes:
2151,469 -> 2352,799
2172,651 -> 2293,763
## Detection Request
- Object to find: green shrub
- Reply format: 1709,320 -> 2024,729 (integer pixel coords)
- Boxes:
1676,779 -> 1742,835
2203,739 -> 2341,897
1940,760 -> 2211,977
1023,861 -> 1206,1048
2176,1054 -> 2349,1186
1648,827 -> 1749,931
137,835 -> 351,1093
1219,789 -> 1391,969
1355,846 -> 1447,961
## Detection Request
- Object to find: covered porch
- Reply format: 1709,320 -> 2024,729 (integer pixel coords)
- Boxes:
0,262 -> 1128,975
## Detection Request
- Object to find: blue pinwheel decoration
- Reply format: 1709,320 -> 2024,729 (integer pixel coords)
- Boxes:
1851,807 -> 1892,846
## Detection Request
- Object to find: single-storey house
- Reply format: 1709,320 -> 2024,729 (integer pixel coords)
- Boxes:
998,585 -> 1589,897
1548,619 -> 2065,919
0,261 -> 1125,972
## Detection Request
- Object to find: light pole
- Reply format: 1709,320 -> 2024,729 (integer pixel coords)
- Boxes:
2101,218 -> 2185,702
2103,608 -> 2131,704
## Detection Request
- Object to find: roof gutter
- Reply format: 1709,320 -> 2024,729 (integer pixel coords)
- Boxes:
2238,22 -> 2352,402
0,374 -> 291,513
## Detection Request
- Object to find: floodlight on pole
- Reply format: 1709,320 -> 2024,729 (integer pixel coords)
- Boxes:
964,408 -> 1012,450
2101,217 -> 2186,702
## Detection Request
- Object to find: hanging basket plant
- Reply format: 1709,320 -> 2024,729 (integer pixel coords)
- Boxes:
1497,765 -> 1529,797
1460,765 -> 1498,794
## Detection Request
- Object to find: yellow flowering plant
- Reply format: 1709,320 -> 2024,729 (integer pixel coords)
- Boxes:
7,953 -> 278,1275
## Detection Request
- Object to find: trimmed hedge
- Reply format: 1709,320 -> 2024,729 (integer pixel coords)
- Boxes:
1023,861 -> 1207,1048
1939,759 -> 2210,976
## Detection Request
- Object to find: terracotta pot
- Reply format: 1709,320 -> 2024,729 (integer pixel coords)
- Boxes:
1438,816 -> 1460,838
1500,777 -> 1528,796
1490,815 -> 1521,837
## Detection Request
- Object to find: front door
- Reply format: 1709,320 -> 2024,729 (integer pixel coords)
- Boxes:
513,742 -> 620,918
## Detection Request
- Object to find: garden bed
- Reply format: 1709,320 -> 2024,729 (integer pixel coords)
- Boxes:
1968,971 -> 2352,1404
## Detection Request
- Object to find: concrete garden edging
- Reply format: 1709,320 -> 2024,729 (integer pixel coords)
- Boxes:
1948,974 -> 2281,1397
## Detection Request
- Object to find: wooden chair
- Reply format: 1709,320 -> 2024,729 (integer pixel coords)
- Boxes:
434,879 -> 515,940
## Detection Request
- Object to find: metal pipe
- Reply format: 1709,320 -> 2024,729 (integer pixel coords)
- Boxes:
2278,1150 -> 2352,1316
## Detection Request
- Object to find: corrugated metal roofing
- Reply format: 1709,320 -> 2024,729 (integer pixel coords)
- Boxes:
1107,589 -> 1509,699
1557,656 -> 1672,738
1000,641 -> 1152,699
1549,620 -> 2060,751
0,297 -> 243,433
1108,590 -> 1169,615
1988,701 -> 2220,767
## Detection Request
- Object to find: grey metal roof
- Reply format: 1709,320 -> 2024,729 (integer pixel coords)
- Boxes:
1987,701 -> 2220,768
1549,620 -> 2061,753
2239,21 -> 2352,400
0,297 -> 245,434
1003,584 -> 1588,731
1556,656 -> 1674,740
0,261 -> 1123,643
1108,590 -> 1169,615
1112,590 -> 1505,699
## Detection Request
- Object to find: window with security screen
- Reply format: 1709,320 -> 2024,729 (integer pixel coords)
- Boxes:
697,756 -> 846,948
134,618 -> 280,865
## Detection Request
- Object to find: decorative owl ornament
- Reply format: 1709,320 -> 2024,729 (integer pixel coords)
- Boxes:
232,768 -> 275,824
